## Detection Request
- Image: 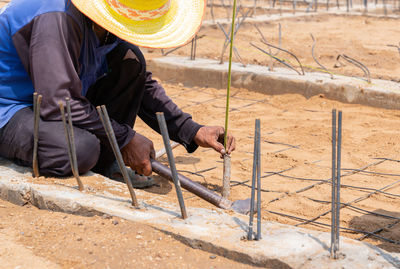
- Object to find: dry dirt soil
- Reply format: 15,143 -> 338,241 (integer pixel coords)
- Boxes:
0,198 -> 259,269
133,81 -> 400,253
1,0 -> 400,266
38,81 -> 400,255
150,13 -> 400,81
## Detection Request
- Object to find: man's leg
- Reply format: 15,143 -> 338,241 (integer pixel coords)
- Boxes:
86,42 -> 147,174
0,107 -> 100,176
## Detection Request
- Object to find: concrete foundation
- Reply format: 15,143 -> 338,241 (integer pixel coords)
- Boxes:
0,158 -> 399,268
148,56 -> 400,110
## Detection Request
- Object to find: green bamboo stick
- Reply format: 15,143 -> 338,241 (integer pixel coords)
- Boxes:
224,0 -> 238,149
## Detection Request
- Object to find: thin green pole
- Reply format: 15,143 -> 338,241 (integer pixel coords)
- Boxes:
224,0 -> 238,149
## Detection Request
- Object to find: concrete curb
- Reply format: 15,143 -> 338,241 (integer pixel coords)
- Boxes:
0,159 -> 399,268
148,56 -> 400,110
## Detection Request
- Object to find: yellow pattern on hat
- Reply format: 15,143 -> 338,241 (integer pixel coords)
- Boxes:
72,0 -> 205,48
118,0 -> 169,10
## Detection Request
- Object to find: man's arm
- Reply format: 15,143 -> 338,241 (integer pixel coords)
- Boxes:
138,71 -> 235,156
138,71 -> 203,153
12,12 -> 134,148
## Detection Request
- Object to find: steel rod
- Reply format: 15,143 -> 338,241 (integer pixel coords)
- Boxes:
256,119 -> 262,241
96,105 -> 139,207
335,111 -> 342,254
156,112 -> 188,219
32,93 -> 42,178
248,120 -> 258,240
151,160 -> 232,209
336,54 -> 371,83
155,142 -> 180,159
251,42 -> 302,75
330,109 -> 337,259
66,98 -> 84,191
59,101 -> 83,191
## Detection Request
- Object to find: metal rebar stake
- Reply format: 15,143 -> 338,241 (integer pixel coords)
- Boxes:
59,100 -> 84,191
248,120 -> 258,240
330,109 -> 337,259
32,93 -> 42,178
335,111 -> 342,254
96,105 -> 139,207
156,112 -> 188,219
256,119 -> 262,241
66,98 -> 84,191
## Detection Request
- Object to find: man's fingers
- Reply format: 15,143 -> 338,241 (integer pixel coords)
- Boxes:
141,159 -> 152,176
210,139 -> 225,154
227,135 -> 236,154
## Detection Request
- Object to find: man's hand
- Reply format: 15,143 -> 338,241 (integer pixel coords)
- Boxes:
193,126 -> 236,157
121,133 -> 155,176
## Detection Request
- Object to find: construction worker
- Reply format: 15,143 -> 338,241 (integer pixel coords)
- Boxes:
0,0 -> 235,187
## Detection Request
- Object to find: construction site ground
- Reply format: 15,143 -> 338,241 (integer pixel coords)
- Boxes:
18,81 -> 400,257
1,0 -> 400,267
0,197 -> 260,268
133,81 -> 400,254
149,13 -> 400,81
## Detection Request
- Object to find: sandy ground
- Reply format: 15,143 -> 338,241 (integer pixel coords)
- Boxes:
1,0 -> 400,264
36,81 -> 400,254
132,81 -> 400,253
0,198 -> 260,269
149,14 -> 400,81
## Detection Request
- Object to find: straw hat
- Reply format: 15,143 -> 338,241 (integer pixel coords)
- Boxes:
71,0 -> 206,48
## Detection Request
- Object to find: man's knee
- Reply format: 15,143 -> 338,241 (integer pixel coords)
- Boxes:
75,131 -> 100,174
38,124 -> 100,176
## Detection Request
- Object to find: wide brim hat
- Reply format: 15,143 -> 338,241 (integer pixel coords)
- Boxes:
71,0 -> 206,49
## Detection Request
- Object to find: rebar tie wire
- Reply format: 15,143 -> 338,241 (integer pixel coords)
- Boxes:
266,209 -> 400,245
295,177 -> 400,228
267,159 -> 387,204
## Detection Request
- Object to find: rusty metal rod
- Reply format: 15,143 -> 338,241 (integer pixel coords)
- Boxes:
32,93 -> 42,178
335,111 -> 342,254
66,98 -> 84,191
256,119 -> 262,241
248,120 -> 258,240
331,109 -> 337,259
336,54 -> 371,83
155,142 -> 180,159
151,160 -> 232,209
156,112 -> 188,219
97,105 -> 139,207
59,101 -> 84,191
310,34 -> 334,79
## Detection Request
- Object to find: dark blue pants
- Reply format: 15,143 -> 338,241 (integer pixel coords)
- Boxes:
0,43 -> 146,176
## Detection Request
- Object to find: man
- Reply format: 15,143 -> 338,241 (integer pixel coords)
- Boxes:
0,0 -> 235,187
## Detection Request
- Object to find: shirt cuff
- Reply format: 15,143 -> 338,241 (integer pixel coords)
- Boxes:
118,124 -> 136,149
178,118 -> 203,153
